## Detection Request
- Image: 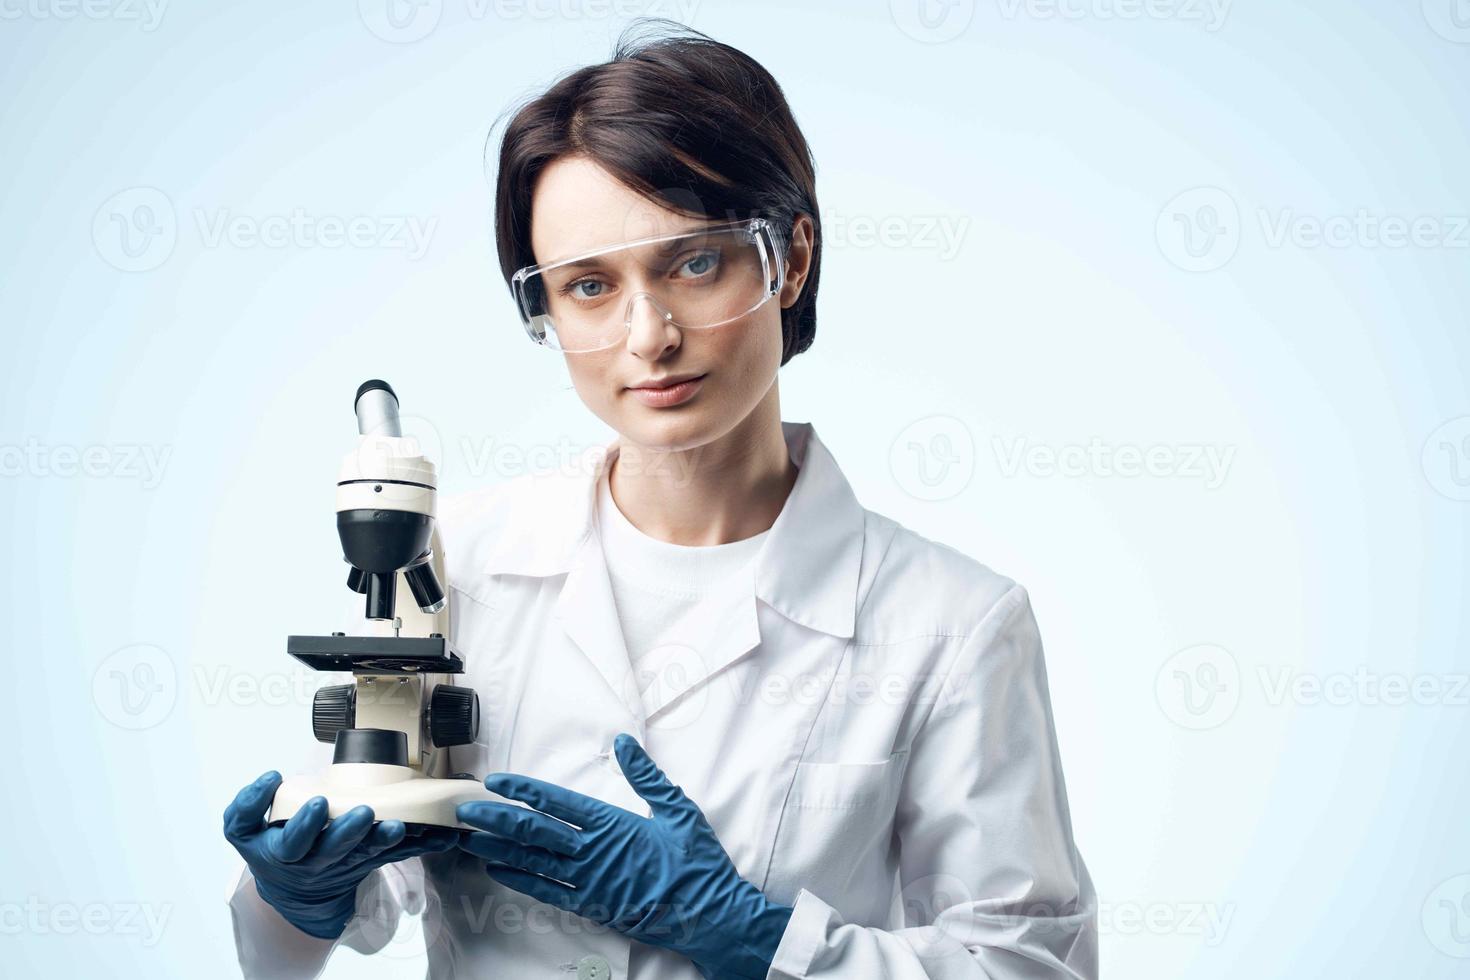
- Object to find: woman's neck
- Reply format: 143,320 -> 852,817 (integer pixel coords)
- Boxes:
607,390 -> 797,547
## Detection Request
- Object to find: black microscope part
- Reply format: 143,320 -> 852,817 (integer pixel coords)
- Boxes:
332,727 -> 409,766
354,379 -> 397,408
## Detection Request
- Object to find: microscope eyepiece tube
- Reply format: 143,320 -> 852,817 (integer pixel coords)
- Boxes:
354,379 -> 402,438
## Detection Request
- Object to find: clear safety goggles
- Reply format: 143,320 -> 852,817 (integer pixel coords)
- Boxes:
511,217 -> 786,353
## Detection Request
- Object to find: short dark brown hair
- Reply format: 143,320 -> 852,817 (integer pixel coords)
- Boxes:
490,19 -> 822,365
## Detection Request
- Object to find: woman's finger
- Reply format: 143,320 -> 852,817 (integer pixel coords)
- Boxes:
309,805 -> 376,865
460,831 -> 573,883
222,771 -> 282,842
456,800 -> 582,856
269,796 -> 330,864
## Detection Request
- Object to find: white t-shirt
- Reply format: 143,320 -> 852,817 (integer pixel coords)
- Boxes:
595,468 -> 770,702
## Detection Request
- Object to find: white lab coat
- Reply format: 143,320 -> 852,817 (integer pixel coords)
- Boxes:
227,421 -> 1098,979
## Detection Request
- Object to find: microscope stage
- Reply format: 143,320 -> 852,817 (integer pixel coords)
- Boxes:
287,634 -> 464,674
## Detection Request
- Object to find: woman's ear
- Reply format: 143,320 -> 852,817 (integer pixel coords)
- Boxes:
779,213 -> 816,308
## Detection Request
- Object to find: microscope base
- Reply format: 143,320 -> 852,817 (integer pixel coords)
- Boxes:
270,763 -> 504,830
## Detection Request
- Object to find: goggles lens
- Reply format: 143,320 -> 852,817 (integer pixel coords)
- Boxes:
514,220 -> 781,353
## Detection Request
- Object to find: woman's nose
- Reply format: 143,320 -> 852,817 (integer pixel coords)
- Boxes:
623,292 -> 682,359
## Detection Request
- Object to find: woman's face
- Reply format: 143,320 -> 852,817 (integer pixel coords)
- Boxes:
528,155 -> 810,454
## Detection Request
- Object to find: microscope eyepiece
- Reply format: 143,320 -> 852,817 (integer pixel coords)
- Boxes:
354,378 -> 397,406
354,379 -> 402,438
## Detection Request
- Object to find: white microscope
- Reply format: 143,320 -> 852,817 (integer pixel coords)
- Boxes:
269,379 -> 495,828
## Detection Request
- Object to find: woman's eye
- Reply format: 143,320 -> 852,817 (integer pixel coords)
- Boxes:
565,279 -> 607,301
677,250 -> 719,279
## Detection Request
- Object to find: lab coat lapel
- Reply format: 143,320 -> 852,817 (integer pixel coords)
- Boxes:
479,421 -> 865,728
639,572 -> 763,722
640,421 -> 866,720
553,520 -> 648,729
476,439 -> 647,729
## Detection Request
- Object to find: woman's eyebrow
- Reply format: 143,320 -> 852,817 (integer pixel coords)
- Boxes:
552,238 -> 710,270
555,255 -> 610,271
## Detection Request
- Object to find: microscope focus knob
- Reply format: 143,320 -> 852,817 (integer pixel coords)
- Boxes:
312,684 -> 357,744
429,685 -> 480,748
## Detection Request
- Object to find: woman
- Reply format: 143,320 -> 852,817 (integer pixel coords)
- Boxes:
224,21 -> 1097,980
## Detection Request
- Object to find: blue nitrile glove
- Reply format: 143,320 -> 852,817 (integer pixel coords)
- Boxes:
457,733 -> 794,980
223,770 -> 460,940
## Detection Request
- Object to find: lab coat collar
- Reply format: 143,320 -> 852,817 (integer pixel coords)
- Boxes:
479,421 -> 866,639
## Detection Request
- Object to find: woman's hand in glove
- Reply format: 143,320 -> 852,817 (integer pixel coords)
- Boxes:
456,734 -> 794,980
223,770 -> 459,940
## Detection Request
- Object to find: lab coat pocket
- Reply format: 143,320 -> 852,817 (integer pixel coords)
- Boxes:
766,751 -> 909,917
785,750 -> 908,811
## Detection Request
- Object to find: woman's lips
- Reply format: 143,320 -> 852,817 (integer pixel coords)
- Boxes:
627,374 -> 706,408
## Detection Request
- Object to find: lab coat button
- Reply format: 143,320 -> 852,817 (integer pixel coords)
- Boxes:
576,954 -> 611,980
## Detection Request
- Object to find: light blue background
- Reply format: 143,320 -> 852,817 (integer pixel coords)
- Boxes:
2,0 -> 1468,976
